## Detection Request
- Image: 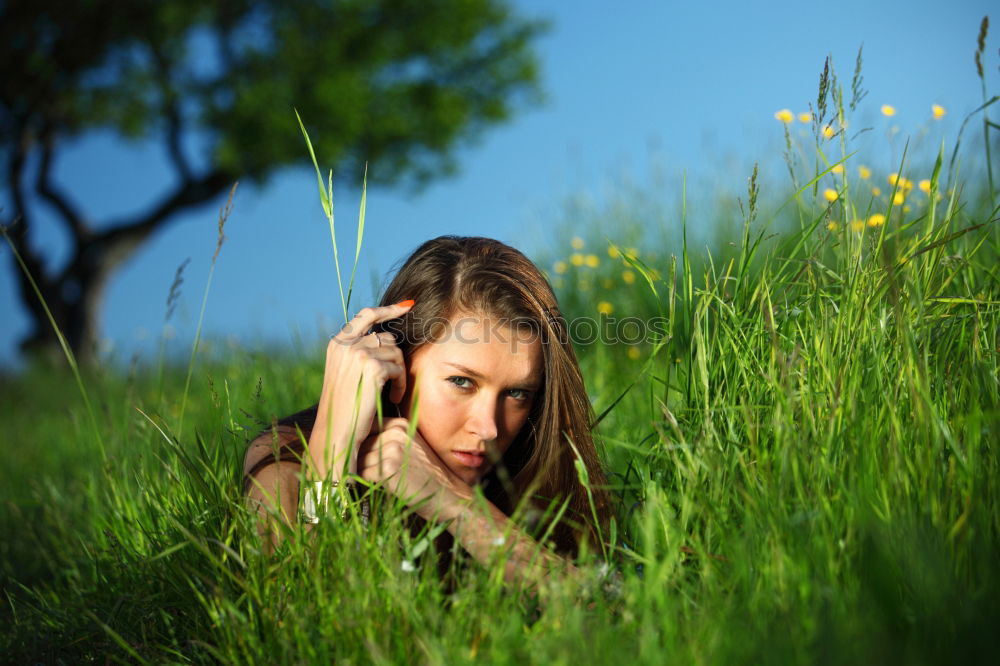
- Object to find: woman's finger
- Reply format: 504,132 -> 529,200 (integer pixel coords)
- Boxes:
335,300 -> 414,342
379,417 -> 412,432
363,344 -> 406,403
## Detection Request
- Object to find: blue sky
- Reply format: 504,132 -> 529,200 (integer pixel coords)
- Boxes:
1,0 -> 995,366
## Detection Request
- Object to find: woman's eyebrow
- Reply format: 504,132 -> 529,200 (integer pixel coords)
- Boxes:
443,361 -> 484,378
443,362 -> 541,389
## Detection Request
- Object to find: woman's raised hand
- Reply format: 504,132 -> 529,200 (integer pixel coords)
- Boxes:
306,301 -> 414,483
358,418 -> 473,521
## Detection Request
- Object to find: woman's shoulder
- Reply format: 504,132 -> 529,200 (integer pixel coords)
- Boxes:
243,424 -> 304,476
242,405 -> 319,473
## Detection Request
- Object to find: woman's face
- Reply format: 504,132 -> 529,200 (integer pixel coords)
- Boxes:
400,312 -> 543,486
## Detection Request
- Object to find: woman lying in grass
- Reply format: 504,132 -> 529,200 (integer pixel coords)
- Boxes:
243,236 -> 611,584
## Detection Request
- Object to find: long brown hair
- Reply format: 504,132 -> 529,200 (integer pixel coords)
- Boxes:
250,236 -> 612,555
376,236 -> 611,554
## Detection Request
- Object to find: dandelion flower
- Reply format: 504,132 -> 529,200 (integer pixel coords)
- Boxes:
932,104 -> 946,119
607,246 -> 620,258
622,269 -> 636,284
893,191 -> 905,205
823,188 -> 839,202
822,125 -> 835,139
570,253 -> 584,266
554,260 -> 568,274
597,301 -> 614,315
858,165 -> 872,180
627,346 -> 642,360
867,213 -> 886,227
774,109 -> 794,123
851,219 -> 866,232
827,221 -> 839,231
571,236 -> 585,250
918,179 -> 932,194
585,254 -> 600,268
831,164 -> 845,174
881,104 -> 897,117
798,112 -> 813,123
872,186 -> 882,197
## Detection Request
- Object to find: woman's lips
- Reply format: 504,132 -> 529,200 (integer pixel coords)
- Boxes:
451,450 -> 486,468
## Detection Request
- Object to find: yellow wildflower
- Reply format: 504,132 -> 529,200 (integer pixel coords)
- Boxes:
822,125 -> 835,139
597,301 -> 614,315
622,269 -> 636,284
607,246 -> 620,258
888,174 -> 913,191
827,221 -> 839,231
554,261 -> 568,274
823,188 -> 839,202
774,109 -> 794,123
858,165 -> 872,180
585,254 -> 600,268
851,219 -> 866,232
798,112 -> 813,123
893,191 -> 905,205
627,247 -> 639,257
918,179 -> 932,194
881,104 -> 897,117
602,278 -> 613,289
570,253 -> 584,266
867,213 -> 886,227
872,187 -> 882,196
932,104 -> 946,119
571,236 -> 585,250
627,346 -> 642,360
831,164 -> 845,174
903,205 -> 911,213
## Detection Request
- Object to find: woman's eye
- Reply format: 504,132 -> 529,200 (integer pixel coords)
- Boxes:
507,388 -> 532,402
447,376 -> 474,390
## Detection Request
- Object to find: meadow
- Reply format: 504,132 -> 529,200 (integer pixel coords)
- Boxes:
2,53 -> 999,664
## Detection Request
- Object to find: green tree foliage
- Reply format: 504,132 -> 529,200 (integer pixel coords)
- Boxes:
0,0 -> 544,360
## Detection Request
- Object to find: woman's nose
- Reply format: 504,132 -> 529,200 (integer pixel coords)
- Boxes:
466,396 -> 499,442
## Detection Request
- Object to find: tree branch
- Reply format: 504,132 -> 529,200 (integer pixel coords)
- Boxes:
94,169 -> 231,252
34,126 -> 91,239
52,168 -> 232,319
151,45 -> 193,183
5,130 -> 58,339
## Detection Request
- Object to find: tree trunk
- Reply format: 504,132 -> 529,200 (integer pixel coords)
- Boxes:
17,232 -> 150,365
7,156 -> 231,365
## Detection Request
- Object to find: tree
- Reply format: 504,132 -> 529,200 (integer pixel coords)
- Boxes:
0,0 -> 543,362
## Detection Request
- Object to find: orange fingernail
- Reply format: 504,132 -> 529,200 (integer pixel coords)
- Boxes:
396,299 -> 415,307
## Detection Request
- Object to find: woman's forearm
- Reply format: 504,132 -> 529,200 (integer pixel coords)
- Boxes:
440,497 -> 578,585
305,408 -> 358,484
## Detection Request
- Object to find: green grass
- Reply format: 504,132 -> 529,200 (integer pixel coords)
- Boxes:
3,60 -> 1000,663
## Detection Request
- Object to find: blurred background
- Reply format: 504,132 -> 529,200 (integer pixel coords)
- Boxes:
1,0 -> 994,368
